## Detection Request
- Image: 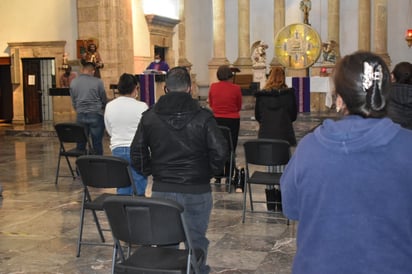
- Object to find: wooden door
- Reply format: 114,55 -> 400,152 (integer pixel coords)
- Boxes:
22,59 -> 42,124
0,63 -> 13,122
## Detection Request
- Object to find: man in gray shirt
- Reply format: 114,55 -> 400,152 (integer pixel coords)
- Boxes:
70,62 -> 107,155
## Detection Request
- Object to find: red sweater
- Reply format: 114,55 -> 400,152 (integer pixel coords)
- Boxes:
208,81 -> 242,119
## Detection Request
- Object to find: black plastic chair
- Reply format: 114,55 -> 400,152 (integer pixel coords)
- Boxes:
213,126 -> 235,193
242,139 -> 291,223
75,155 -> 137,257
103,195 -> 204,274
54,122 -> 92,185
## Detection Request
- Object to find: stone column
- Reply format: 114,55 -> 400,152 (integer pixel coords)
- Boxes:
313,0 -> 340,76
233,0 -> 252,72
178,0 -> 198,99
77,0 -> 134,96
178,0 -> 192,69
327,0 -> 340,46
358,0 -> 371,50
271,0 -> 285,67
208,0 -> 230,83
373,0 -> 391,66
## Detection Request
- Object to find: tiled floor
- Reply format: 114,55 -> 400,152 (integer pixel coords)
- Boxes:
0,111 -> 338,274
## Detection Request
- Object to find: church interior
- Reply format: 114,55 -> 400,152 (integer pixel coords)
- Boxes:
0,0 -> 412,273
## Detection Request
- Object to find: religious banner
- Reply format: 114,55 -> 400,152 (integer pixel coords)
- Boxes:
138,74 -> 156,107
292,77 -> 310,112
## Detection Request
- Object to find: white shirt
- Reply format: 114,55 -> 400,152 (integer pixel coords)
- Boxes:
104,96 -> 148,150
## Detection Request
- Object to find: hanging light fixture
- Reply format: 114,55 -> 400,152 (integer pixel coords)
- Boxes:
406,29 -> 412,47
407,1 -> 412,47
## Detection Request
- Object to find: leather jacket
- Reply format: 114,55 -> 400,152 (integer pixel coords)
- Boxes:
130,92 -> 228,194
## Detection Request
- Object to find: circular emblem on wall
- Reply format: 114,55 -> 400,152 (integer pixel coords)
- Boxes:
274,23 -> 322,69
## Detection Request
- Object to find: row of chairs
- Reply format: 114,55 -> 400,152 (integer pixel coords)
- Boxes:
54,123 -> 203,273
54,122 -> 291,273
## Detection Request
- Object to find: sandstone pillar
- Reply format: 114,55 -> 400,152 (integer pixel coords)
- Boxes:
358,0 -> 371,50
327,0 -> 340,48
77,0 -> 134,95
233,0 -> 252,73
271,0 -> 286,67
208,0 -> 230,83
178,0 -> 192,69
373,0 -> 391,66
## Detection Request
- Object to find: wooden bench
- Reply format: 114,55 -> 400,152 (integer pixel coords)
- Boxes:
233,74 -> 259,95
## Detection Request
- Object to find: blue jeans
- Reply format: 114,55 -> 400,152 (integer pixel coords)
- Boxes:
151,191 -> 212,274
76,113 -> 105,155
112,147 -> 147,196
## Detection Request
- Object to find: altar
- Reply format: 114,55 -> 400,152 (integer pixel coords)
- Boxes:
286,76 -> 334,112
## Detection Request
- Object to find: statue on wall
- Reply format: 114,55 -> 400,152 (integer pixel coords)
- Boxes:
300,0 -> 311,25
251,40 -> 268,68
322,40 -> 339,64
80,41 -> 104,78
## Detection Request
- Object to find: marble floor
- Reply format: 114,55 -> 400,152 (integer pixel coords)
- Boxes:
0,111 -> 338,274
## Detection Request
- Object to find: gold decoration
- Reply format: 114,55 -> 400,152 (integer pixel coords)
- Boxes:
274,23 -> 322,69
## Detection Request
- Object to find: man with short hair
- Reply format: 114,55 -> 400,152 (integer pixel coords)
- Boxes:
130,66 -> 228,274
70,62 -> 107,155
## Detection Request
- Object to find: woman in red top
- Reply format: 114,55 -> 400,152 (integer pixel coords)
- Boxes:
209,65 -> 242,183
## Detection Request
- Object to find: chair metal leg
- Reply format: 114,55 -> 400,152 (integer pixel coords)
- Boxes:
91,209 -> 106,242
242,183 -> 248,223
248,183 -> 254,211
55,155 -> 62,184
111,241 -> 119,274
64,155 -> 76,179
77,205 -> 86,257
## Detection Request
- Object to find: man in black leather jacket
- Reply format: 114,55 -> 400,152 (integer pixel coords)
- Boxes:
130,66 -> 228,274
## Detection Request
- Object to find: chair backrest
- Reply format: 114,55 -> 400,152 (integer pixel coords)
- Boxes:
243,139 -> 291,166
218,126 -> 234,152
54,122 -> 89,144
76,155 -> 135,190
103,196 -> 187,246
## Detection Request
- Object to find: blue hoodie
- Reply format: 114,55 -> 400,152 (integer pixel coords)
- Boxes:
281,115 -> 412,274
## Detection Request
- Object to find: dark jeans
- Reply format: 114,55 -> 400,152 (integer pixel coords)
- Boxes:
76,112 -> 105,155
112,147 -> 147,196
151,191 -> 213,274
